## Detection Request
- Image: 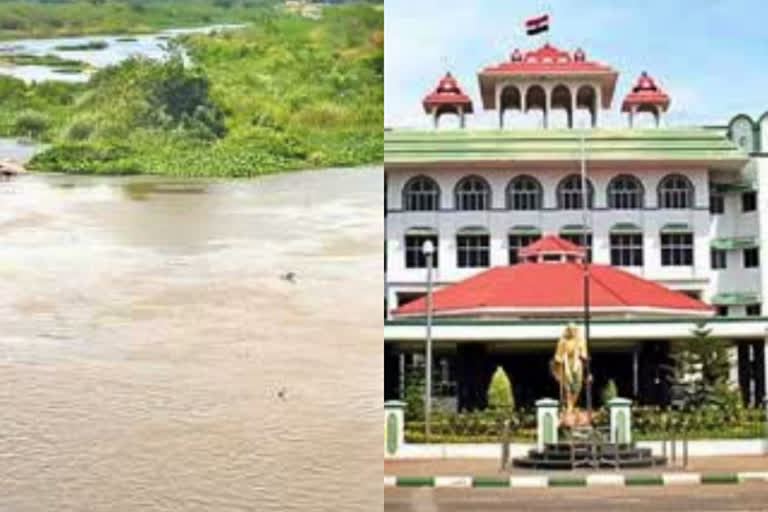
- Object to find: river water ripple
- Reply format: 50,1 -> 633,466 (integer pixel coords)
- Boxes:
0,167 -> 383,511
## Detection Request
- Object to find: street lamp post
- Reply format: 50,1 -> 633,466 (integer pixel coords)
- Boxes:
422,239 -> 435,441
580,130 -> 593,417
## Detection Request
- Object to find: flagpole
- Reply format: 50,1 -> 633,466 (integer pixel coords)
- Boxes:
580,127 -> 593,418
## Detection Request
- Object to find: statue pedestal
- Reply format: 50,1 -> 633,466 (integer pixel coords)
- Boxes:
559,409 -> 592,428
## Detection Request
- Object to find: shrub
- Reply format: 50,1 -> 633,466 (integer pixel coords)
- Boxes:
601,379 -> 618,406
64,118 -> 96,141
403,363 -> 424,422
13,110 -> 51,138
487,366 -> 514,412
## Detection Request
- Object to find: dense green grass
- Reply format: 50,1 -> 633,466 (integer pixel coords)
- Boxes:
0,0 -> 280,40
1,4 -> 383,176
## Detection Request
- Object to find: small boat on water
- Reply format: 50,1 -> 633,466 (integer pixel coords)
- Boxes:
0,160 -> 26,178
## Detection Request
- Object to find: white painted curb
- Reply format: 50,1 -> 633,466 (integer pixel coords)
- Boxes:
434,476 -> 472,488
586,474 -> 625,486
509,476 -> 548,488
662,473 -> 701,485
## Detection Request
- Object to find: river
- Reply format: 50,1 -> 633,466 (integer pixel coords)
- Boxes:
0,160 -> 383,510
0,24 -> 243,82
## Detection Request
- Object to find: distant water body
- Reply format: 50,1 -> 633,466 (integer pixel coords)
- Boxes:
0,165 -> 383,511
0,24 -> 244,82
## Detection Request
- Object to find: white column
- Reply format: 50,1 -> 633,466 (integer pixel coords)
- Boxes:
764,339 -> 768,404
520,84 -> 527,114
535,398 -> 559,452
593,87 -> 602,128
458,105 -> 465,129
496,83 -> 504,129
384,401 -> 406,457
570,86 -> 577,129
728,344 -> 739,387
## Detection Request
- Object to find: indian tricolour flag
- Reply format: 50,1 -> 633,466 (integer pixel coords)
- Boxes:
525,14 -> 550,36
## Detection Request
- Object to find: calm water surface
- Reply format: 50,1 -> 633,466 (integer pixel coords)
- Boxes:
0,166 -> 382,511
0,24 -> 243,82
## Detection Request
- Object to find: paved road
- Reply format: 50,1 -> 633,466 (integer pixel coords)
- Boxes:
385,483 -> 768,511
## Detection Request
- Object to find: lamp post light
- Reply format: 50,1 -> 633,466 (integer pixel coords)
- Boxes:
422,239 -> 435,441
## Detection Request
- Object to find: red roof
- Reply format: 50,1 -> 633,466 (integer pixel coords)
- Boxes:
422,72 -> 474,114
621,71 -> 670,113
483,44 -> 614,74
394,263 -> 713,318
478,44 -> 619,109
519,234 -> 584,258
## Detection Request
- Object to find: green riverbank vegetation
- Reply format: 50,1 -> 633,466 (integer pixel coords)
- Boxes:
0,0 -> 280,40
0,52 -> 89,70
54,39 -> 108,51
1,4 -> 382,176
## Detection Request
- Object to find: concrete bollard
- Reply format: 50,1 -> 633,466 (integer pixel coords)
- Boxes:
384,401 -> 405,458
607,397 -> 632,444
535,398 -> 559,453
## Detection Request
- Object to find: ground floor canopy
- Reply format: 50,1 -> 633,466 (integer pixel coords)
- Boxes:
384,318 -> 768,410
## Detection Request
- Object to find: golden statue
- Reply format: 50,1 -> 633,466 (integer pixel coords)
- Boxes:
550,323 -> 589,415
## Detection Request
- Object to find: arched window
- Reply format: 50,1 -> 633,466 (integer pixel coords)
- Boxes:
607,175 -> 644,209
729,116 -> 755,152
658,174 -> 694,209
403,175 -> 440,211
455,175 -> 491,211
557,174 -> 594,209
507,175 -> 542,210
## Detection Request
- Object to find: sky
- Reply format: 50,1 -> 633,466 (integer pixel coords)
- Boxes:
385,0 -> 768,129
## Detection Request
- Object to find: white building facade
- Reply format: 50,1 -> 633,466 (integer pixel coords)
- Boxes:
384,44 -> 768,410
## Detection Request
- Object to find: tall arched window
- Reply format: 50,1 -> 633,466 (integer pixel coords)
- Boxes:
402,175 -> 440,211
557,174 -> 594,209
455,175 -> 491,211
506,175 -> 542,210
658,174 -> 694,209
607,174 -> 644,209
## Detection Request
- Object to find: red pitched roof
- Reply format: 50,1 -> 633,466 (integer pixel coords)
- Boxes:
519,234 -> 584,258
394,263 -> 712,318
422,72 -> 473,114
621,71 -> 670,113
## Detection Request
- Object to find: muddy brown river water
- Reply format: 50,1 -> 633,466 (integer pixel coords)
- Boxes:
0,167 -> 383,511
